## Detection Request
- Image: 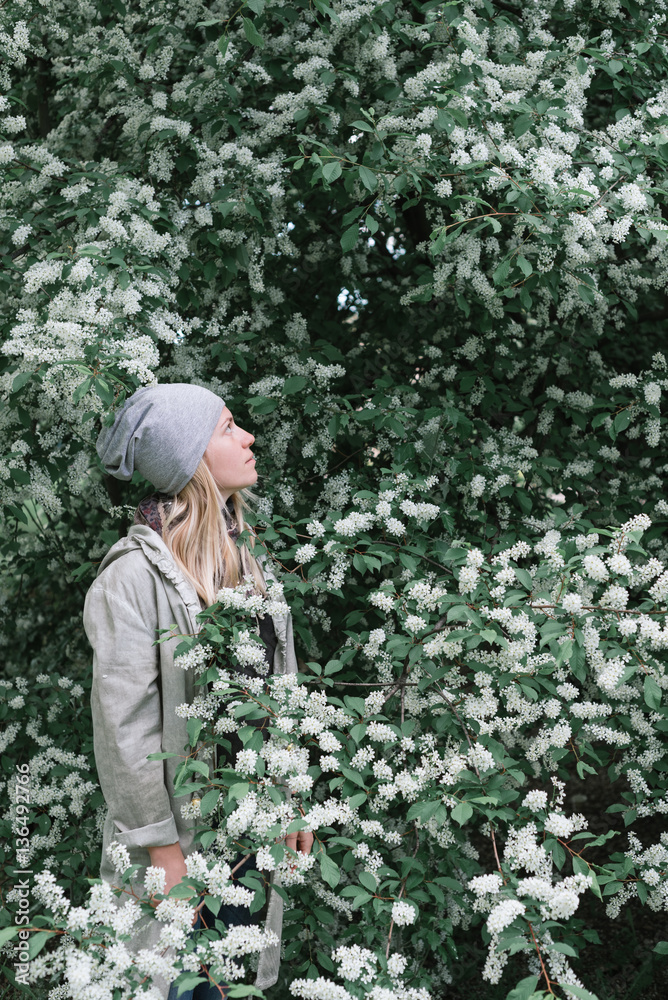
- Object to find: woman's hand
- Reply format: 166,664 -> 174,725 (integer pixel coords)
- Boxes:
284,829 -> 314,857
147,842 -> 200,923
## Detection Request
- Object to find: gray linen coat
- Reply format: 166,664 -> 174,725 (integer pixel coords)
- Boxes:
83,523 -> 297,999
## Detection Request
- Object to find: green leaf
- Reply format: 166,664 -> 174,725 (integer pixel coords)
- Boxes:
340,224 -> 359,253
94,376 -> 114,407
28,931 -> 51,960
320,852 -> 340,888
218,36 -> 229,57
451,800 -> 473,826
169,882 -> 198,899
407,800 -> 443,822
248,396 -> 278,414
555,638 -> 573,669
588,871 -> 602,900
365,214 -> 379,234
340,886 -> 373,907
343,205 -> 365,226
283,375 -> 308,395
358,165 -> 377,191
10,468 -> 30,485
563,985 -> 600,1000
506,975 -> 540,1000
312,0 -> 341,22
228,782 -> 250,801
653,941 -> 668,954
242,17 -> 264,46
516,255 -> 532,277
322,161 -> 342,182
72,377 -> 93,404
11,372 -> 32,394
433,876 -> 463,893
614,409 -> 632,434
514,113 -> 533,138
644,674 -> 662,711
199,787 -> 220,817
549,941 -> 578,957
0,927 -> 19,948
349,722 -> 367,743
514,568 -> 533,591
493,259 -> 511,285
359,870 -> 377,893
188,760 -> 211,779
187,716 -> 204,747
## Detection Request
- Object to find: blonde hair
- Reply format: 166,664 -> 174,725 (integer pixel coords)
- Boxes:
162,459 -> 267,606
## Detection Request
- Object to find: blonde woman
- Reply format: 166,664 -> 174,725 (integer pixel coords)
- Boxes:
84,384 -> 313,1000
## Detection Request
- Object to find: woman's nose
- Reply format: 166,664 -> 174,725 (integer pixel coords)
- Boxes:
244,430 -> 255,447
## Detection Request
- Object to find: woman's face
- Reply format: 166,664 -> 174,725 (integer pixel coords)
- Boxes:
203,406 -> 257,500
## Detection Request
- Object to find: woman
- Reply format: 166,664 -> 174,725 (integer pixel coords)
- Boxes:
83,383 -> 313,1000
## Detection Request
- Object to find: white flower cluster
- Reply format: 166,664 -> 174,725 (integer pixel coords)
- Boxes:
405,614 -> 427,634
174,644 -> 211,674
369,589 -> 396,613
468,873 -> 503,897
363,628 -> 387,658
522,790 -> 548,812
516,872 -> 592,921
406,580 -> 448,612
295,543 -> 318,564
391,900 -> 417,926
335,511 -> 375,537
216,584 -> 266,615
399,499 -> 440,521
486,899 -> 525,934
231,630 -> 269,673
333,945 -> 377,983
459,548 -> 484,594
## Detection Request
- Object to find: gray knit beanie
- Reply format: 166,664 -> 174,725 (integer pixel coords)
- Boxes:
96,383 -> 225,495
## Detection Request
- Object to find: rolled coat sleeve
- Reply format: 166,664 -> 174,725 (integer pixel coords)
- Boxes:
84,583 -> 179,850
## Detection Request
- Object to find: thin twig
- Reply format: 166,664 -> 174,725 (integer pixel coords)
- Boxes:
491,828 -> 505,880
527,920 -> 556,994
386,823 -> 420,958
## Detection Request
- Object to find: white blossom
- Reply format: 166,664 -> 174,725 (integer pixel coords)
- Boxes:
391,900 -> 417,926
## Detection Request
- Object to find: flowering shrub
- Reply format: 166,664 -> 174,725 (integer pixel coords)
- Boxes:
2,0 -> 668,997
5,493 -> 668,998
